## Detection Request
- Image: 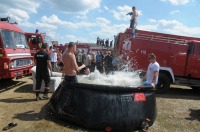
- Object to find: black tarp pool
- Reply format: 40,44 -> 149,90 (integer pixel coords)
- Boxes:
49,82 -> 157,131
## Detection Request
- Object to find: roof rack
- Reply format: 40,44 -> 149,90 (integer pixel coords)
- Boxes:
135,33 -> 188,45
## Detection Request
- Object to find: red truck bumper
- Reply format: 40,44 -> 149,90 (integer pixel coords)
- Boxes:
3,67 -> 32,79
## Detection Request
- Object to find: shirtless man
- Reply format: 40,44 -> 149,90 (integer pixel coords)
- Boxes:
126,6 -> 138,29
62,42 -> 85,83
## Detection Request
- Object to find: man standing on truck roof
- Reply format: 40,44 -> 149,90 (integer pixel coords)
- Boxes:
127,6 -> 138,29
126,6 -> 138,36
34,43 -> 52,101
143,53 -> 160,89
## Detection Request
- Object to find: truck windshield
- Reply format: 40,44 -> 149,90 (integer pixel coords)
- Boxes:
1,30 -> 28,49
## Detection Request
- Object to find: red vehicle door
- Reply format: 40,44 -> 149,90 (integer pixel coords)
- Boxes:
168,44 -> 188,76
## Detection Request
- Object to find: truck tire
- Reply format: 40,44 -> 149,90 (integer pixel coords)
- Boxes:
156,73 -> 170,94
191,86 -> 200,93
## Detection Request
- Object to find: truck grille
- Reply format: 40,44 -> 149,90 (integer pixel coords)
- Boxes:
14,59 -> 32,67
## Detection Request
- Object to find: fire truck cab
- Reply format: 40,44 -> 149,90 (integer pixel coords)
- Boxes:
0,17 -> 33,79
25,32 -> 53,56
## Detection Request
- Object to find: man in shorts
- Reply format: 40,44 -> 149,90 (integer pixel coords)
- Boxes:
34,43 -> 52,101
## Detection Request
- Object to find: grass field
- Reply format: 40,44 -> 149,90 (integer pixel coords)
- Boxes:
0,77 -> 199,132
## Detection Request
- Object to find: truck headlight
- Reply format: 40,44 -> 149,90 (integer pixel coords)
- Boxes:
30,60 -> 33,65
9,62 -> 14,69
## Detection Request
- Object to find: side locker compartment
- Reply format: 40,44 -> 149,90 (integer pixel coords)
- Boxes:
168,43 -> 188,76
185,42 -> 196,77
193,43 -> 200,78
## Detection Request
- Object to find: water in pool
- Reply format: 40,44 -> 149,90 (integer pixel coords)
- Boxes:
78,69 -> 142,87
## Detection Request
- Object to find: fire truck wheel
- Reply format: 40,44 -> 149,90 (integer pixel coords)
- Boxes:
191,86 -> 200,93
156,73 -> 170,94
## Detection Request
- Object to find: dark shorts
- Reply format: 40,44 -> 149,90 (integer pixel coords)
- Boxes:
58,62 -> 64,67
35,72 -> 50,90
130,19 -> 136,29
64,75 -> 78,85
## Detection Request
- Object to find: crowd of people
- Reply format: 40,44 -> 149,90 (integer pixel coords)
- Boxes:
96,37 -> 113,47
75,49 -> 122,75
39,44 -> 122,75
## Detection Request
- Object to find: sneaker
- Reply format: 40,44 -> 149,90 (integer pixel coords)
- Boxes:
36,95 -> 41,101
43,94 -> 49,99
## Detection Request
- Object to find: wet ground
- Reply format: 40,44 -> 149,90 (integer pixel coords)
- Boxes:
0,76 -> 200,132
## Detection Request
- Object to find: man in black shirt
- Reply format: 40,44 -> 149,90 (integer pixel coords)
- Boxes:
34,43 -> 52,101
104,51 -> 113,74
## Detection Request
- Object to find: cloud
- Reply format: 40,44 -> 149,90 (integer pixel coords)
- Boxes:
20,21 -> 34,28
170,10 -> 180,14
138,25 -> 158,31
112,5 -> 142,21
104,6 -> 109,10
41,15 -> 96,29
65,35 -> 95,43
75,15 -> 88,20
138,19 -> 200,37
35,22 -> 57,30
47,32 -> 56,39
46,0 -> 100,13
149,19 -> 157,23
66,35 -> 76,39
96,17 -> 111,25
161,0 -> 189,5
92,17 -> 128,40
0,0 -> 39,22
92,23 -> 128,41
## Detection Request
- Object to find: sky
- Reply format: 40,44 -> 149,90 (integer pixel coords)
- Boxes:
1,0 -> 200,44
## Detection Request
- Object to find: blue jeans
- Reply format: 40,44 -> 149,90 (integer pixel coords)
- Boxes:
64,75 -> 78,84
142,82 -> 152,88
130,19 -> 136,29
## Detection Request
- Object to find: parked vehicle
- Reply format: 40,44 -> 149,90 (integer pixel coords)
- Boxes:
0,17 -> 33,80
25,32 -> 53,56
114,29 -> 200,93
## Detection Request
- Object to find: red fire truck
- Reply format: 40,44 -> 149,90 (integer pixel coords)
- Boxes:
25,32 -> 53,56
114,29 -> 200,93
0,17 -> 33,80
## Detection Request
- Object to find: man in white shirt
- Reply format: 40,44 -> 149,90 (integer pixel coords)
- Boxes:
50,46 -> 57,71
143,53 -> 160,88
84,52 -> 91,67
